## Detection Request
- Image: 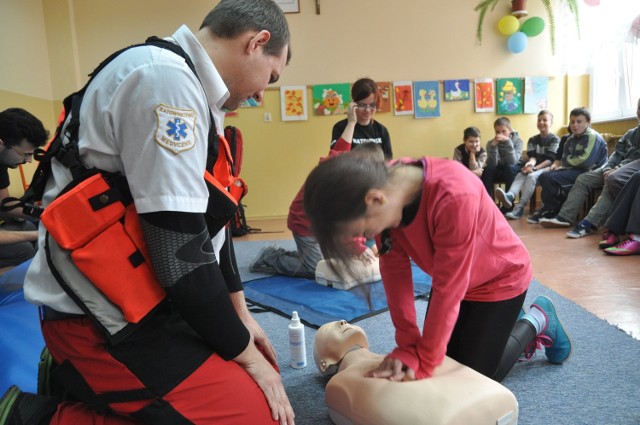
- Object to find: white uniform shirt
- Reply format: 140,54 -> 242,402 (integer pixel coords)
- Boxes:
25,25 -> 229,313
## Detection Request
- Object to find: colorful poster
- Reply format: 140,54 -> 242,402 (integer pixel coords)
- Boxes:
475,78 -> 495,113
393,81 -> 414,115
443,79 -> 471,101
280,86 -> 308,121
376,81 -> 392,113
312,83 -> 350,116
413,81 -> 440,118
524,76 -> 549,114
496,78 -> 523,115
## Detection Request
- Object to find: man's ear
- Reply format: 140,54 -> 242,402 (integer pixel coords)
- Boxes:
247,30 -> 271,53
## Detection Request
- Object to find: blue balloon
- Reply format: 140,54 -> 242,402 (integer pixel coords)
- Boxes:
507,31 -> 528,54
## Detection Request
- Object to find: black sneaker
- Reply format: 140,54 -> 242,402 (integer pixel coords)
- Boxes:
0,385 -> 58,425
527,211 -> 542,224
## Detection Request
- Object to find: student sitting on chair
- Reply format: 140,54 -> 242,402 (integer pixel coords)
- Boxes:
539,98 -> 640,238
452,126 -> 486,178
533,107 -> 608,224
481,116 -> 524,200
495,110 -> 560,220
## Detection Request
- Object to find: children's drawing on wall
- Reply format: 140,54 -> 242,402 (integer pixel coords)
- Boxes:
376,81 -> 392,113
474,78 -> 495,113
312,83 -> 349,116
524,76 -> 549,114
280,85 -> 308,121
413,80 -> 441,118
240,98 -> 263,108
393,81 -> 414,115
497,78 -> 523,115
444,79 -> 471,101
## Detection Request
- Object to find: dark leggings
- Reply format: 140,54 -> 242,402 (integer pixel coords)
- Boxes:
445,291 -> 535,382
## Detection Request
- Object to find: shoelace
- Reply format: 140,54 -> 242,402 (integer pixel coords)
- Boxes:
614,238 -> 639,250
522,334 -> 553,360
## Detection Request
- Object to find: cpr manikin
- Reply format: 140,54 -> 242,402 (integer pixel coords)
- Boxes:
314,320 -> 519,425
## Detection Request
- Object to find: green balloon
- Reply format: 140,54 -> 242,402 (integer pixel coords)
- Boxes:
521,17 -> 545,37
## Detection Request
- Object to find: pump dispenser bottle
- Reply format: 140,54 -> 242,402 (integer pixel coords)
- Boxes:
288,311 -> 307,368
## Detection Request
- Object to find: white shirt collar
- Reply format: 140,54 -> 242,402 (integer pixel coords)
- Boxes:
170,25 -> 229,128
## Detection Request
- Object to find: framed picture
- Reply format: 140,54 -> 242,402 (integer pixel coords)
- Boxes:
280,85 -> 308,121
275,0 -> 300,13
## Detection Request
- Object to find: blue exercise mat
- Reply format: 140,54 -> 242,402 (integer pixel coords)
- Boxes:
243,263 -> 431,328
0,260 -> 45,394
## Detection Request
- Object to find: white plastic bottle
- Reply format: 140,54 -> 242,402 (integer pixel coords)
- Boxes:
288,311 -> 307,368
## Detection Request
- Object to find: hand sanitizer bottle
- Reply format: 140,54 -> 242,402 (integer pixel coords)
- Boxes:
289,311 -> 307,368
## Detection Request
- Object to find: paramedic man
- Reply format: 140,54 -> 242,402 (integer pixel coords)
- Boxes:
2,1 -> 295,424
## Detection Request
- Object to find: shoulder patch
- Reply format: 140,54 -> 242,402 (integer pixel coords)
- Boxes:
154,104 -> 197,154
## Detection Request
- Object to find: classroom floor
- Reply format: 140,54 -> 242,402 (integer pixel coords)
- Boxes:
239,216 -> 640,341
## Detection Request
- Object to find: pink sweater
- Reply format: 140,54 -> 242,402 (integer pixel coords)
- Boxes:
380,157 -> 532,378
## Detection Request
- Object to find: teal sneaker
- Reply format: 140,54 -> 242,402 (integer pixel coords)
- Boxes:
0,386 -> 20,424
531,296 -> 572,364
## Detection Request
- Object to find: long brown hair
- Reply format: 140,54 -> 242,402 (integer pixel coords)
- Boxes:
304,146 -> 386,282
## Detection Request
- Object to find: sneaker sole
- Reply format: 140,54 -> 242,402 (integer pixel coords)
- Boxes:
604,248 -> 640,256
0,386 -> 21,423
495,189 -> 513,209
566,231 -> 588,239
539,220 -> 570,229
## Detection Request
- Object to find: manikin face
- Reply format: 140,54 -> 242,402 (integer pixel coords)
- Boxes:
313,320 -> 368,375
354,93 -> 377,126
569,114 -> 590,137
0,138 -> 36,168
464,136 -> 481,153
537,113 -> 553,135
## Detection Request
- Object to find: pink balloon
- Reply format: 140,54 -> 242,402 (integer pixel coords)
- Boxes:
584,0 -> 600,6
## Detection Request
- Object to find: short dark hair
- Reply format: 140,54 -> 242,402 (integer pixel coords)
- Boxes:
569,106 -> 591,122
463,126 -> 480,140
200,0 -> 290,61
494,117 -> 511,129
0,108 -> 49,148
351,78 -> 378,103
538,109 -> 553,121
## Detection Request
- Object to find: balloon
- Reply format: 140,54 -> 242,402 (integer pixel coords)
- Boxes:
520,17 -> 545,37
507,31 -> 528,54
584,0 -> 600,6
498,15 -> 520,36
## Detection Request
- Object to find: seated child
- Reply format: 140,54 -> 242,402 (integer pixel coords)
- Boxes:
481,117 -> 524,199
599,170 -> 640,256
452,126 -> 486,178
314,320 -> 519,425
495,110 -> 560,220
250,142 -> 381,278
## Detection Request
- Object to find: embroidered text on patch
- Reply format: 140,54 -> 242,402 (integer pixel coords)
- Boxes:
155,104 -> 197,154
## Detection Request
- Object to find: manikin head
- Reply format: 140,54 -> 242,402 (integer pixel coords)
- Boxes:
314,320 -> 369,376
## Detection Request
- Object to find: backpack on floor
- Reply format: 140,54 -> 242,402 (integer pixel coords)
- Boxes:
221,126 -> 260,237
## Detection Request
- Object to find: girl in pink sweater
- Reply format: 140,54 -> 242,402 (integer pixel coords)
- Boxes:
304,152 -> 572,381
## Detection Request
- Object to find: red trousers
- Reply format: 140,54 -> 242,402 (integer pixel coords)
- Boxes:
42,317 -> 277,424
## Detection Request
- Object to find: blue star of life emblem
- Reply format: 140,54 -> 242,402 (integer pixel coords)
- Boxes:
167,118 -> 188,141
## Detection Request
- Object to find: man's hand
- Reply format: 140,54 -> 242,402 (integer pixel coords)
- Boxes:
230,291 -> 277,364
233,343 -> 295,425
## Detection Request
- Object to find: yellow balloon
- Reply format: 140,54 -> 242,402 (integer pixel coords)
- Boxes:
498,15 -> 520,36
